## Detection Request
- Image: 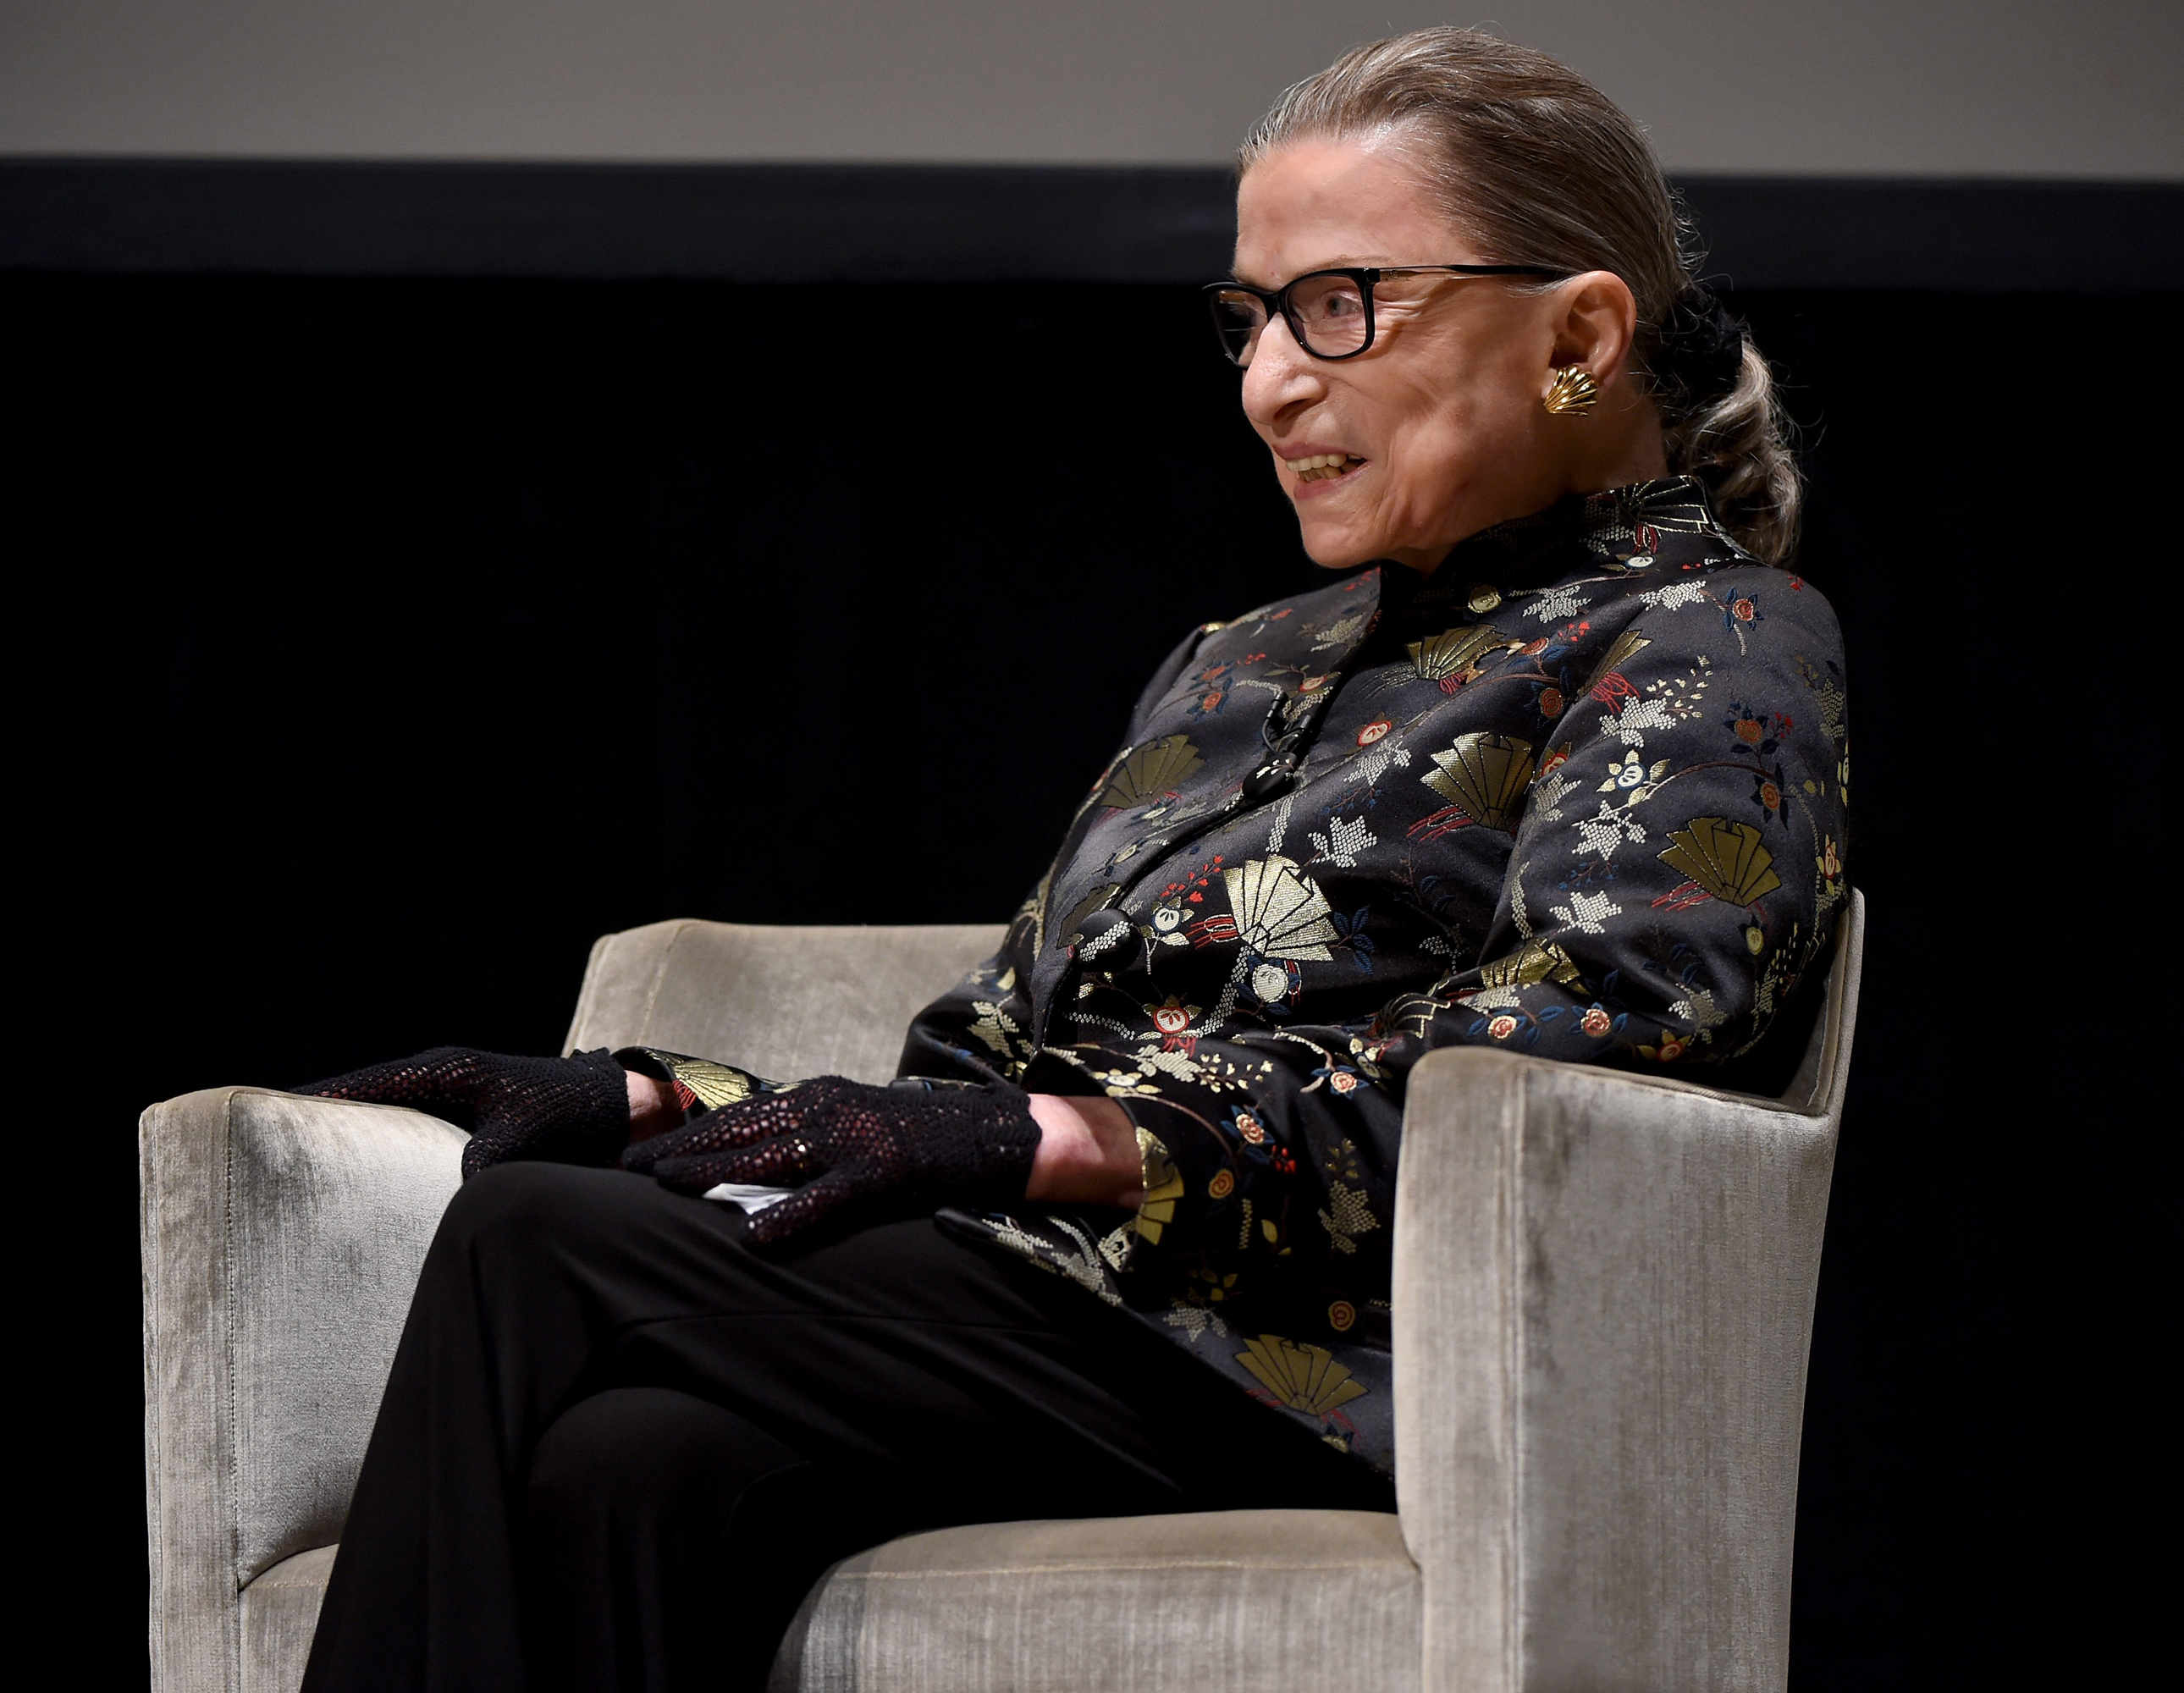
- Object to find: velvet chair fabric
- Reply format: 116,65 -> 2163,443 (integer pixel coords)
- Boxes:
143,894 -> 1861,1693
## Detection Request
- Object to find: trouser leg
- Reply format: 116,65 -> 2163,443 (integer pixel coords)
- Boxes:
523,1387 -> 884,1693
302,1162 -> 727,1693
305,1160 -> 1392,1693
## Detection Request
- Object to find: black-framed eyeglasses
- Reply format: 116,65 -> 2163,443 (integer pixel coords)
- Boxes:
1203,264 -> 1569,367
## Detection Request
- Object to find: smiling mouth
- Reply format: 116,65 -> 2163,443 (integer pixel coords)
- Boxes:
1287,454 -> 1365,483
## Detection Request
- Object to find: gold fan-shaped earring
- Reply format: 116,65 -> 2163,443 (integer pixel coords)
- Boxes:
1543,367 -> 1601,416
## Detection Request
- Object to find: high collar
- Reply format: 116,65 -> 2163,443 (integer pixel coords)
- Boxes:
1371,476 -> 1737,630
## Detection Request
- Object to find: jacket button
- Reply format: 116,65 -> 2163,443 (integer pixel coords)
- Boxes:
1072,907 -> 1143,970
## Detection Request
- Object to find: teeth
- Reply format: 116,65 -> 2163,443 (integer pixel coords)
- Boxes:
1286,453 -> 1362,481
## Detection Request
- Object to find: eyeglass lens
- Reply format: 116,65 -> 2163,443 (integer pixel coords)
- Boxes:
1210,272 -> 1372,366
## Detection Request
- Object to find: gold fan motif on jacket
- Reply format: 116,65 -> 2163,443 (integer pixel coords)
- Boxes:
1235,1336 -> 1369,1416
1477,939 -> 1583,990
1222,855 -> 1338,961
1421,734 -> 1537,830
1658,818 -> 1783,906
663,1057 -> 759,1110
1406,623 -> 1507,684
1131,1128 -> 1184,1245
1100,734 -> 1205,808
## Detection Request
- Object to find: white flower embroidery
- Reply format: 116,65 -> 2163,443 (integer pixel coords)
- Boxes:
1671,987 -> 1728,1035
1573,799 -> 1648,862
1530,769 -> 1579,820
1600,696 -> 1684,746
1164,1300 -> 1229,1340
1307,813 -> 1380,868
1597,751 -> 1670,804
984,1215 -> 1124,1305
1523,582 -> 1587,621
1639,580 -> 1711,610
968,1000 -> 1025,1058
1550,889 -> 1624,934
1136,1045 -> 1209,1082
1318,1182 -> 1381,1255
1354,744 -> 1413,784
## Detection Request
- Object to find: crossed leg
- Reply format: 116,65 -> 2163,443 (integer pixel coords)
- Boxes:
301,1161 -> 1387,1693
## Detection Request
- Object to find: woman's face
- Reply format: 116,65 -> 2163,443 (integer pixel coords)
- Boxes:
1233,135 -> 1656,573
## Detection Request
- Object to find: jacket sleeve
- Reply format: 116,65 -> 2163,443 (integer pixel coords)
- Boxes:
1040,1009 -> 1409,1300
1042,565 -> 1850,1289
1440,560 -> 1851,1068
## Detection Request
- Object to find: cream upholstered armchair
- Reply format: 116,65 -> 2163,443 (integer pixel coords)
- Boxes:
142,891 -> 1864,1693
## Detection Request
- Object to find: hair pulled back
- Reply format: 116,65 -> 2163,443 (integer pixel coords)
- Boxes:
1240,27 -> 1801,565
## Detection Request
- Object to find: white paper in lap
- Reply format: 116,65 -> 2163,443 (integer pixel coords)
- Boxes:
702,1183 -> 796,1214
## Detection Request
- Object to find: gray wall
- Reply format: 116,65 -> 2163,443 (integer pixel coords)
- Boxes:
3,1 -> 2179,178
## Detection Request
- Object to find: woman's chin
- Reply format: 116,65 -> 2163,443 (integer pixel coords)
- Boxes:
1296,517 -> 1386,572
1292,476 -> 1403,570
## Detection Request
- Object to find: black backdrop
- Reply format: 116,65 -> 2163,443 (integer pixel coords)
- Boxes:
9,271 -> 2174,1688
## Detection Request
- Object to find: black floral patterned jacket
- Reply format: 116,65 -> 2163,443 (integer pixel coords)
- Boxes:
654,477 -> 1851,1476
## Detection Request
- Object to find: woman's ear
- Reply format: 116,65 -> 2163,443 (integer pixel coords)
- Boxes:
1550,270 -> 1641,386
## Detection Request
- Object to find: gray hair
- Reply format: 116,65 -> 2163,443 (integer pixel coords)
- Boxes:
1239,27 -> 1801,565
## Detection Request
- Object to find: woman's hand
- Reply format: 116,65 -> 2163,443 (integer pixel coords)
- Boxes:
294,1046 -> 634,1178
1024,1094 -> 1144,1207
623,1076 -> 1045,1243
620,1078 -> 1150,1244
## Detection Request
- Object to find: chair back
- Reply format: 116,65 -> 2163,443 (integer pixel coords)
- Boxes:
564,919 -> 1005,1084
1773,887 -> 1867,1118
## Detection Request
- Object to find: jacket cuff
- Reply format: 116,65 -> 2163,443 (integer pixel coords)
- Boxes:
611,1046 -> 786,1122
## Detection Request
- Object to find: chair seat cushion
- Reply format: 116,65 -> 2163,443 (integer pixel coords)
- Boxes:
770,1508 -> 1420,1693
233,1511 -> 1420,1693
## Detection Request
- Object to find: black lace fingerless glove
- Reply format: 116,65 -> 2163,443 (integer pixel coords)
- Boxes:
620,1076 -> 1041,1244
295,1046 -> 632,1178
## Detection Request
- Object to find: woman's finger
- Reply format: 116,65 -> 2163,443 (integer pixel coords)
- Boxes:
653,1133 -> 827,1194
745,1172 -> 858,1244
623,1098 -> 793,1172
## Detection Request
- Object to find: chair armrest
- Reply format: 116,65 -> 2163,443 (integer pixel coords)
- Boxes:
141,1088 -> 463,1693
1393,1049 -> 1838,1693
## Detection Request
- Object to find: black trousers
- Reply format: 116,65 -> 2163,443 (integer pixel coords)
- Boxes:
301,1162 -> 1393,1693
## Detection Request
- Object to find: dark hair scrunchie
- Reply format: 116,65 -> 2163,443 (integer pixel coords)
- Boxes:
1654,288 -> 1747,402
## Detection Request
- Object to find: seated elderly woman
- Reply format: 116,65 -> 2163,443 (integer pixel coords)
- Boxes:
298,26 -> 1849,1693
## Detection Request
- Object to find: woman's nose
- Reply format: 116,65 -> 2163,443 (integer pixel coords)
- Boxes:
1241,315 -> 1323,423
